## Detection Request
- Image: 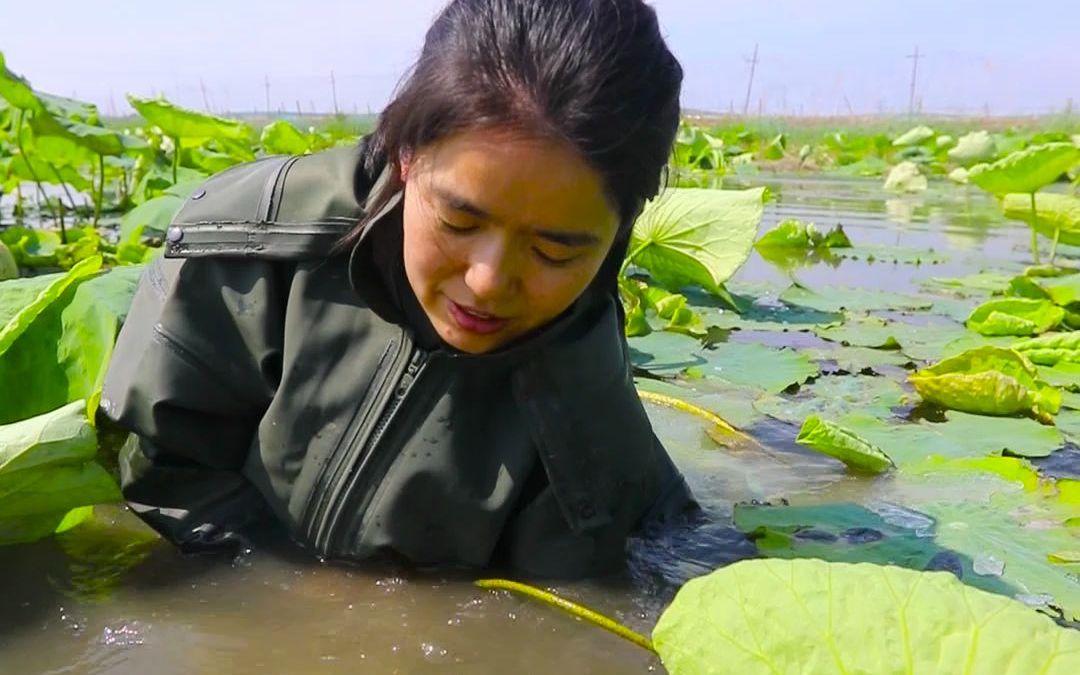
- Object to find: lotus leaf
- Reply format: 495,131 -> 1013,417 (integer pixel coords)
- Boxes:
260,119 -> 311,155
891,124 -> 935,147
119,180 -> 202,238
947,166 -> 969,184
966,297 -> 1064,336
704,342 -> 819,393
628,187 -> 765,295
0,401 -> 121,545
754,375 -> 906,425
754,218 -> 851,250
909,346 -> 1060,419
883,161 -> 927,193
127,94 -> 252,142
0,51 -> 40,111
947,130 -> 997,165
969,142 -> 1080,195
922,272 -> 1012,297
0,242 -> 15,280
652,558 -> 1080,675
1003,192 -> 1080,247
795,416 -> 895,473
779,285 -> 932,313
814,316 -> 902,349
1013,331 -> 1080,366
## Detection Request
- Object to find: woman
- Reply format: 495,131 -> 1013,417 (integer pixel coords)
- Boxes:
101,0 -> 693,578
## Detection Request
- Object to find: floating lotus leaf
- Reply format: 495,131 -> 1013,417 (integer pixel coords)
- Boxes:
909,346 -> 1060,419
754,219 -> 851,251
754,375 -> 906,425
780,285 -> 932,313
629,187 -> 765,296
969,142 -> 1080,195
795,416 -> 895,473
966,297 -> 1064,336
883,161 -> 928,193
652,558 -> 1080,675
947,130 -> 997,165
1003,192 -> 1080,247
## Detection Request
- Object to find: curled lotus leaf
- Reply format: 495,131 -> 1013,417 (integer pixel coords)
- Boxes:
1013,331 -> 1080,366
1003,192 -> 1080,247
947,130 -> 997,166
965,297 -> 1064,336
883,161 -> 928,193
909,346 -> 1061,419
652,558 -> 1080,675
0,242 -> 16,281
969,142 -> 1080,195
891,124 -> 935,147
127,94 -> 253,141
795,416 -> 895,473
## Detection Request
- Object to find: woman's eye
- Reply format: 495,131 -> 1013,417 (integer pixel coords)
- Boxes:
440,219 -> 477,234
532,248 -> 576,266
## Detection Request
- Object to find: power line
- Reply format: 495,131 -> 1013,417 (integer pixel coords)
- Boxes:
906,46 -> 923,116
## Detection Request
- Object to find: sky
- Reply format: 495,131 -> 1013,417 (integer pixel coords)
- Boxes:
1,0 -> 1077,117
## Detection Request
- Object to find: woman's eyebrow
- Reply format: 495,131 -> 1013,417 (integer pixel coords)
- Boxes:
434,187 -> 490,219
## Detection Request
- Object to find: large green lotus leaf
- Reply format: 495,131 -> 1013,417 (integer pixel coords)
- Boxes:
814,316 -> 902,349
5,152 -> 93,192
1041,361 -> 1080,391
0,259 -> 141,424
909,346 -> 1060,418
29,113 -> 127,156
1004,192 -> 1080,247
260,119 -> 311,155
802,344 -> 915,372
704,342 -> 819,393
0,257 -> 100,357
892,124 -> 935,147
127,94 -> 252,141
0,401 -> 121,546
1013,331 -> 1080,366
969,143 -> 1080,195
922,272 -> 1015,298
796,416 -> 895,473
832,244 -> 947,266
921,499 -> 1080,621
629,330 -> 709,376
629,187 -> 765,294
1036,274 -> 1080,306
947,130 -> 997,165
732,502 -> 1015,596
966,297 -> 1064,336
0,51 -> 41,111
754,375 -> 906,425
652,558 -> 1079,675
780,285 -> 932,313
883,160 -> 927,193
635,376 -> 766,433
698,301 -> 842,333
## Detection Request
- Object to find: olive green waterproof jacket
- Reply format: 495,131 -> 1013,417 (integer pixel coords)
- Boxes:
100,145 -> 692,577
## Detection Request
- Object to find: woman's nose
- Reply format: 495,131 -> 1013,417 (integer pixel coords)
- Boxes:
464,236 -> 519,301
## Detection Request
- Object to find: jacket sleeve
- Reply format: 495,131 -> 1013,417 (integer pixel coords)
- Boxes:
100,255 -> 286,554
502,295 -> 696,578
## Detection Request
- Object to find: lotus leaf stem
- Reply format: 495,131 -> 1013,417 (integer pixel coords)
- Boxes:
1030,192 -> 1041,265
14,110 -> 64,239
475,578 -> 655,653
94,154 -> 105,227
171,136 -> 180,184
636,389 -> 740,435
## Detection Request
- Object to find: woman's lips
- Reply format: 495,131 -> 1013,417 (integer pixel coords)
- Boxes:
447,300 -> 510,335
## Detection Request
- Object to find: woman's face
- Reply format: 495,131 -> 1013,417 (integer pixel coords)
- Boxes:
400,128 -> 620,354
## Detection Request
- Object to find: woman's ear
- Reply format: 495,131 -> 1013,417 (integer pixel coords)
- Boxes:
398,149 -> 414,182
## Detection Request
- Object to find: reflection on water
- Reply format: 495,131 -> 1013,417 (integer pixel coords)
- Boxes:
0,175 -> 1052,673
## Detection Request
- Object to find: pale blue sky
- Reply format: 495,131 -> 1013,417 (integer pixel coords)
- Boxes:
2,1 -> 1076,116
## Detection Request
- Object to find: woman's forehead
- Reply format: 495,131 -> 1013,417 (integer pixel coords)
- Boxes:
416,128 -> 619,235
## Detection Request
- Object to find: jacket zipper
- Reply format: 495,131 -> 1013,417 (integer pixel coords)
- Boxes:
323,346 -> 434,555
313,329 -> 433,555
307,330 -> 411,552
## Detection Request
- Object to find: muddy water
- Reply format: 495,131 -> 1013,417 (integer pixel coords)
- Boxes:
0,176 -> 1037,673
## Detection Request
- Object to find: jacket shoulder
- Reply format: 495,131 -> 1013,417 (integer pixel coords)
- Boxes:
165,145 -> 364,260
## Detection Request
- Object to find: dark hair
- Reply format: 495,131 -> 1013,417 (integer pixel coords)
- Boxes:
345,0 -> 682,251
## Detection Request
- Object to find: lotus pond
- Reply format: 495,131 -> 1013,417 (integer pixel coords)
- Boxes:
2,53 -> 1080,674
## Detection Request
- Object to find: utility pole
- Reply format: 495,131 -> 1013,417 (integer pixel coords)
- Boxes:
742,43 -> 759,117
296,99 -> 303,120
264,75 -> 272,116
906,46 -> 923,116
199,79 -> 211,112
330,70 -> 340,115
